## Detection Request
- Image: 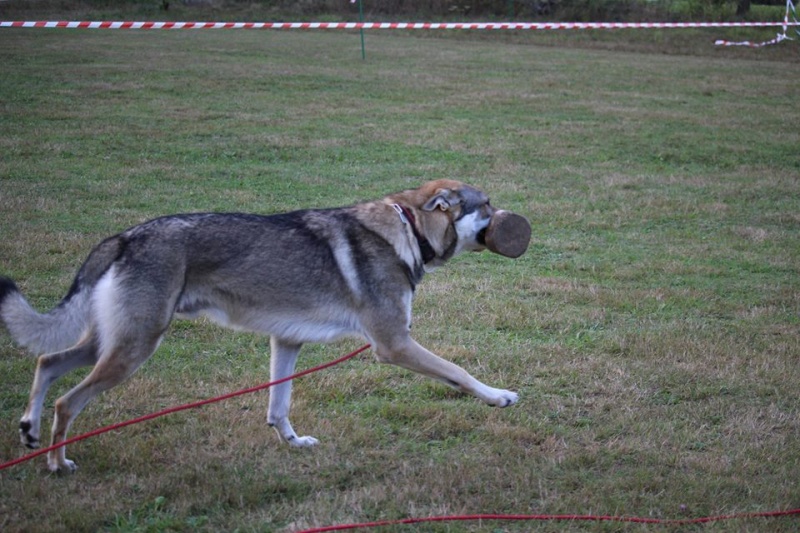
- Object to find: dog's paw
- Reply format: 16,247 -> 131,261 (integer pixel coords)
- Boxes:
474,383 -> 519,408
47,457 -> 77,474
490,389 -> 519,408
19,420 -> 40,449
287,435 -> 319,448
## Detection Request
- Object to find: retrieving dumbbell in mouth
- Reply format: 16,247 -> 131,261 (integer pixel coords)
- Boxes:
482,210 -> 531,259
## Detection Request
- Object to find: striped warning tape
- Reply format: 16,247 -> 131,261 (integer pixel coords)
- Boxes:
715,33 -> 789,47
715,0 -> 798,46
0,20 -> 797,30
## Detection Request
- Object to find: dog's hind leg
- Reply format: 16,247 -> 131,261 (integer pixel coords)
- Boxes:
19,334 -> 99,450
46,335 -> 162,473
267,337 -> 319,447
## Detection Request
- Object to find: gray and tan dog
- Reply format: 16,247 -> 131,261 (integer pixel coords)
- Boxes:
0,180 -> 520,472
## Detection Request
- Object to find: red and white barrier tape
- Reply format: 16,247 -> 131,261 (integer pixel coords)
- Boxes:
715,0 -> 798,46
2,1 -> 797,47
0,20 -> 797,31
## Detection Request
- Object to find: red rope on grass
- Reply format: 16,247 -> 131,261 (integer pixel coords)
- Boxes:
299,509 -> 800,532
0,343 -> 371,471
2,344 -> 797,530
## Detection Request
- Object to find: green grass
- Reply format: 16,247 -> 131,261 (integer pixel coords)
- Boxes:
1,6 -> 799,533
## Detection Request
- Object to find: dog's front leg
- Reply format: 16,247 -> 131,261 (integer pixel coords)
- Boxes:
374,336 -> 518,407
267,337 -> 319,447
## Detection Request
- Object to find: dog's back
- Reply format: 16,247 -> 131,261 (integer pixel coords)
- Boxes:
0,207 -> 414,356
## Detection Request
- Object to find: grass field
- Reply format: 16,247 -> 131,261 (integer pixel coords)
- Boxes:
1,6 -> 799,532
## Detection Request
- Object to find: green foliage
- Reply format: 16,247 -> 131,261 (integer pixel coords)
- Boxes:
0,0 -> 785,22
665,0 -> 737,19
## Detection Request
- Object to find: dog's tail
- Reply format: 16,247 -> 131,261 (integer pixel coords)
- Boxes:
0,236 -> 123,355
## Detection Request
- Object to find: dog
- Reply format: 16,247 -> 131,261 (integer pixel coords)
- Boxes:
0,180 -> 518,472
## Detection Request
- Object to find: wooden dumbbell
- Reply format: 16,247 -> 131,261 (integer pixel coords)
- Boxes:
484,210 -> 531,258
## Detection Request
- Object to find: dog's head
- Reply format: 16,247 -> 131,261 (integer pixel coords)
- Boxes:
390,180 -> 496,267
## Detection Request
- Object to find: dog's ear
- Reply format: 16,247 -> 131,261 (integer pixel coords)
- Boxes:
422,188 -> 461,212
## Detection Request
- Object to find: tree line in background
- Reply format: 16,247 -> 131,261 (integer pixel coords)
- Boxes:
2,0 -> 788,21
256,0 -> 783,20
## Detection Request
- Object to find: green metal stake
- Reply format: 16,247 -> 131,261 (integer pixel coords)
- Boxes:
357,0 -> 366,60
